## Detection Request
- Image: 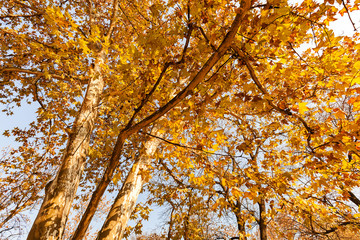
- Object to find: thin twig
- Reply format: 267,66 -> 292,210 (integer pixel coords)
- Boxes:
126,62 -> 172,128
178,23 -> 194,63
142,130 -> 242,157
341,0 -> 357,31
158,158 -> 189,187
197,26 -> 217,51
126,21 -> 194,127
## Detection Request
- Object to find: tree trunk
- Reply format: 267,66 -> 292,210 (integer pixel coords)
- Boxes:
96,129 -> 162,240
27,53 -> 105,240
258,197 -> 267,240
183,204 -> 191,240
235,213 -> 247,240
166,208 -> 175,240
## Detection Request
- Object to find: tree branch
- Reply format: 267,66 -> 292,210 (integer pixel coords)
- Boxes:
0,14 -> 42,19
0,67 -> 87,84
341,0 -> 357,31
232,45 -> 314,134
105,0 -> 120,38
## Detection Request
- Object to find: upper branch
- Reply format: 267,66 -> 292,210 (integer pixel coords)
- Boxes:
232,45 -> 314,134
125,3 -> 251,136
105,0 -> 120,38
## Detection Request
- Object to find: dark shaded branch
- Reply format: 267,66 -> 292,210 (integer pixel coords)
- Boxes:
126,62 -> 172,128
33,76 -> 46,110
143,130 -> 242,158
158,158 -> 189,187
341,0 -> 357,31
178,23 -> 194,63
288,42 -> 320,74
0,14 -> 42,19
348,191 -> 360,207
197,26 -> 217,51
125,20 -> 195,127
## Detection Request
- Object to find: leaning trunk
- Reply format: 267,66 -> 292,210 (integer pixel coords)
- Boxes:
96,128 -> 162,240
27,53 -> 105,240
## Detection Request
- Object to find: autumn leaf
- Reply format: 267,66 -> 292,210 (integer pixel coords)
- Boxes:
298,102 -> 309,114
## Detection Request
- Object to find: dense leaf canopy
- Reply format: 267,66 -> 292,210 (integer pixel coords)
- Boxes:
1,0 -> 360,239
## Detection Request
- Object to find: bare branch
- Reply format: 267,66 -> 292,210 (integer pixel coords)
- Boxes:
341,0 -> 357,31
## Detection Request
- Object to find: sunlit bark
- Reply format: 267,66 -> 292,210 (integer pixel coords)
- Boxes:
27,53 -> 105,240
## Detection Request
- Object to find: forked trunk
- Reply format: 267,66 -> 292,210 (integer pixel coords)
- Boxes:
72,3 -> 251,238
27,54 -> 105,240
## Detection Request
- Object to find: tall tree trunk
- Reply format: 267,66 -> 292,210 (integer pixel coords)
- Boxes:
183,203 -> 192,240
27,53 -> 105,240
232,200 -> 247,240
166,208 -> 175,240
96,128 -> 162,240
258,197 -> 267,240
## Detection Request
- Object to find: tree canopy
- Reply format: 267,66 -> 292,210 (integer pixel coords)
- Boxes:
1,0 -> 360,239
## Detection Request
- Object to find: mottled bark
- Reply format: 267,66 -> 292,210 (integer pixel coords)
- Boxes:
27,54 -> 105,240
70,134 -> 127,240
96,129 -> 161,240
182,202 -> 192,240
166,208 -> 175,240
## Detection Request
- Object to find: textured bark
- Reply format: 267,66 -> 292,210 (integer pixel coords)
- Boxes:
96,129 -> 161,240
27,54 -> 105,240
258,197 -> 267,240
70,134 -> 127,240
230,199 -> 247,240
182,203 -> 192,240
166,208 -> 175,240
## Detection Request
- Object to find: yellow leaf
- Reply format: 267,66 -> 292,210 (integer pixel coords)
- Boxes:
112,172 -> 121,185
333,108 -> 346,119
298,102 -> 309,114
354,61 -> 360,69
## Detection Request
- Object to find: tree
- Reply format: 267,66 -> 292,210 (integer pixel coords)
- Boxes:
1,0 -> 360,239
